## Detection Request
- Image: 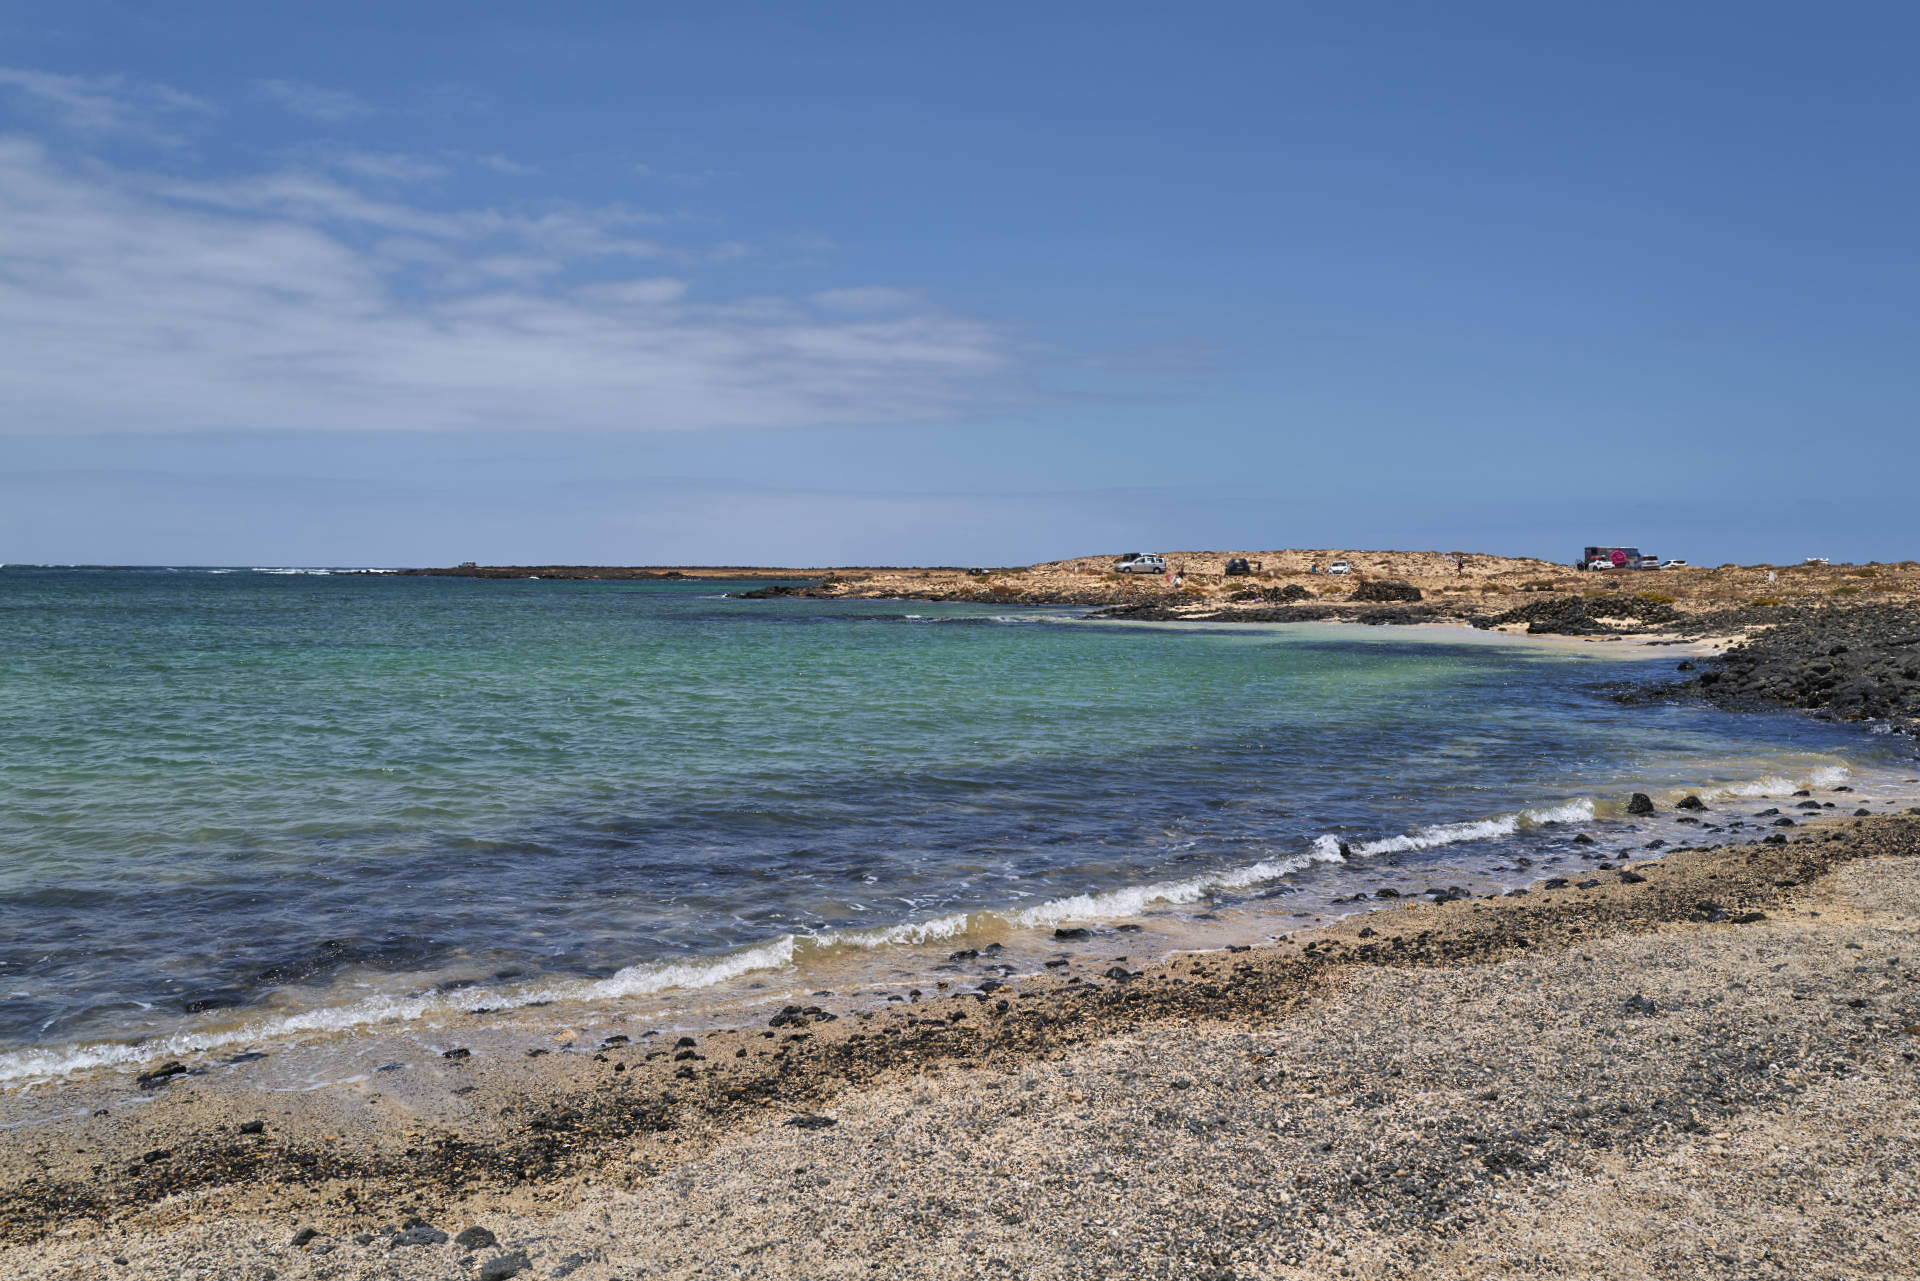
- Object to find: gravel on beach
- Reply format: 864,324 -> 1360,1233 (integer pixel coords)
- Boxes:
5,813 -> 1920,1280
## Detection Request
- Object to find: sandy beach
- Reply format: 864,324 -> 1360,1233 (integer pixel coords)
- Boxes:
6,800 -> 1919,1279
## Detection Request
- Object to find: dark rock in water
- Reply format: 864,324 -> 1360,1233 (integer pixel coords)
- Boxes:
441,1047 -> 471,1060
1542,878 -> 1570,889
786,1114 -> 838,1130
1773,817 -> 1797,827
1623,993 -> 1659,1016
238,1120 -> 265,1135
1350,579 -> 1423,603
1795,801 -> 1823,810
479,1253 -> 532,1281
291,1228 -> 318,1247
1054,927 -> 1091,940
1855,808 -> 1874,817
453,1227 -> 497,1252
1043,959 -> 1068,968
1756,807 -> 1780,816
1374,887 -> 1400,898
948,948 -> 978,961
1626,793 -> 1656,815
1576,879 -> 1601,889
1676,795 -> 1706,811
135,1061 -> 189,1089
600,1034 -> 628,1047
1645,839 -> 1666,850
1103,966 -> 1139,981
1572,833 -> 1595,845
391,1226 -> 450,1248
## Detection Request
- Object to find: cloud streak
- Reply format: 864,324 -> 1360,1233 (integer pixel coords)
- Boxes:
0,66 -> 216,144
0,108 -> 1004,436
253,78 -> 375,122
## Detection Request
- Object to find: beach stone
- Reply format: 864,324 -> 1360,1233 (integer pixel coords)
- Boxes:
1627,793 -> 1656,815
1619,870 -> 1647,884
291,1228 -> 318,1247
1572,833 -> 1594,845
1676,795 -> 1707,810
479,1252 -> 531,1281
134,1061 -> 188,1089
786,1114 -> 838,1130
454,1227 -> 497,1251
1623,993 -> 1659,1016
1054,927 -> 1091,940
391,1226 -> 449,1247
238,1120 -> 265,1135
441,1047 -> 470,1060
352,1233 -> 374,1246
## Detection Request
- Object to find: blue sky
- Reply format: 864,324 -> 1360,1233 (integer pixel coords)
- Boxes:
2,2 -> 1916,566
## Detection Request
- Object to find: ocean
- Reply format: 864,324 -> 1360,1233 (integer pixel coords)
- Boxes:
2,567 -> 1914,1087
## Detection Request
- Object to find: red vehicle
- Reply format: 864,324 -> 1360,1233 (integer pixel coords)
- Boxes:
1581,546 -> 1642,570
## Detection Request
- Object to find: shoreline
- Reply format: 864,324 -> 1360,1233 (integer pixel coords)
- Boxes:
5,810 -> 1918,1276
7,570 -> 1920,1276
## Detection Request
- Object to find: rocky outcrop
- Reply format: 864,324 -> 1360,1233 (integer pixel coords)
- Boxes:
1676,605 -> 1920,733
1350,580 -> 1423,603
1475,594 -> 1680,636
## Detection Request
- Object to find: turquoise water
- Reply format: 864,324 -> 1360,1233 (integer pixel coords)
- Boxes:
1,567 -> 1910,1077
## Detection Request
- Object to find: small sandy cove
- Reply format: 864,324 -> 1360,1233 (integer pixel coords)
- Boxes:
5,809 -> 1919,1280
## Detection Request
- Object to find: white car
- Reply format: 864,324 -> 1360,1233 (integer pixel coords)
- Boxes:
1114,553 -> 1166,574
1326,560 -> 1352,576
1661,559 -> 1689,569
1586,559 -> 1614,571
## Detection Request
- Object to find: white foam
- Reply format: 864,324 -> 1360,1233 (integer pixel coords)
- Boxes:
562,936 -> 796,1001
1003,847 -> 1343,929
1350,817 -> 1519,857
1522,798 -> 1596,825
0,937 -> 803,1088
812,914 -> 973,950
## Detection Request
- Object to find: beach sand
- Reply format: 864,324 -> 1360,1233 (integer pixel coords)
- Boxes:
6,812 -> 1918,1279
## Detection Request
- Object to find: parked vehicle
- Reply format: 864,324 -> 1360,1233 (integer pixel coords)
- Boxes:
1638,556 -> 1661,569
1114,553 -> 1166,574
1580,546 -> 1641,570
1586,559 -> 1614,571
1223,557 -> 1252,576
1326,560 -> 1352,576
1661,559 -> 1689,569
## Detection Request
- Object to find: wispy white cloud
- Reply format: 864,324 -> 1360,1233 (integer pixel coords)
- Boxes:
322,148 -> 450,183
474,152 -> 537,176
253,78 -> 374,123
0,66 -> 215,144
0,135 -> 1004,435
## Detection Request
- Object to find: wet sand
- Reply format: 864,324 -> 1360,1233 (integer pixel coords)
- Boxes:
6,810 -> 1919,1279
